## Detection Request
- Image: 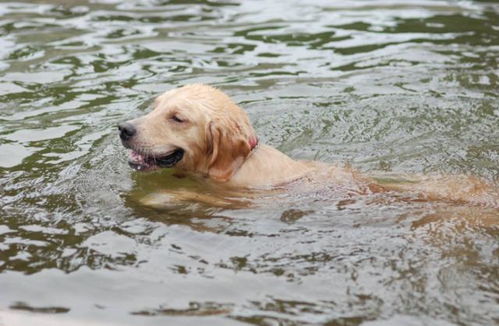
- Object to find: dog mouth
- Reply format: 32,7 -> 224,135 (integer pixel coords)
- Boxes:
128,148 -> 184,171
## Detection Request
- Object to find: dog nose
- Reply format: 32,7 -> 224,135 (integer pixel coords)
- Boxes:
118,122 -> 136,141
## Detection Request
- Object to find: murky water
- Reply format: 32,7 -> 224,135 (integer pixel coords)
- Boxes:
0,0 -> 498,325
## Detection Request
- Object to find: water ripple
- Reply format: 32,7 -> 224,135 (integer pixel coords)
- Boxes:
0,1 -> 498,325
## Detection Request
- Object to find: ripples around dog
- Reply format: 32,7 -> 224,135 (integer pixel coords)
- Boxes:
0,1 -> 498,325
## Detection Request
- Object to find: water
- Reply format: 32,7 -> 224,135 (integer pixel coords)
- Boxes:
0,0 -> 498,325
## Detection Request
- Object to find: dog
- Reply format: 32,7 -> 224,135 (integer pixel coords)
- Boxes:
119,84 -> 499,209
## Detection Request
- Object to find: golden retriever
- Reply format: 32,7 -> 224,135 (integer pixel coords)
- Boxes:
118,84 -> 499,208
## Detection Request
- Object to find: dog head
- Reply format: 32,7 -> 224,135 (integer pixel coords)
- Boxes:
118,84 -> 258,182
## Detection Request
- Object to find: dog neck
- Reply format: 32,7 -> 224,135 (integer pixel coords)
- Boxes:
227,144 -> 314,188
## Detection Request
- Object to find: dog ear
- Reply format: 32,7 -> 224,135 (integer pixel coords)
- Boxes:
206,121 -> 252,182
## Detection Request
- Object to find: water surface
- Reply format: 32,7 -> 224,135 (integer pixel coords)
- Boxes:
0,0 -> 498,325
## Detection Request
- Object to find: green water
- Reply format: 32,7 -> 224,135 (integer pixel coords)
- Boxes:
0,0 -> 498,325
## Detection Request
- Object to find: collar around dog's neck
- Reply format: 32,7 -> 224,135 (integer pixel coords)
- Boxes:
249,136 -> 259,151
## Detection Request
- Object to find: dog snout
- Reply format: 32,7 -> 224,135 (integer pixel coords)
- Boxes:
118,122 -> 137,141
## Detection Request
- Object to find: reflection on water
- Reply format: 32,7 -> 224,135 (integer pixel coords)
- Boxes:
0,0 -> 498,325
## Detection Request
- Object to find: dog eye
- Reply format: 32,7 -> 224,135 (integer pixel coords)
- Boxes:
170,115 -> 185,123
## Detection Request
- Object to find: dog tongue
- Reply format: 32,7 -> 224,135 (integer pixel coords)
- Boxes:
130,151 -> 146,163
128,151 -> 155,170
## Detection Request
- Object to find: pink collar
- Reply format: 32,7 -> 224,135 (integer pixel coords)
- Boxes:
249,136 -> 259,151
